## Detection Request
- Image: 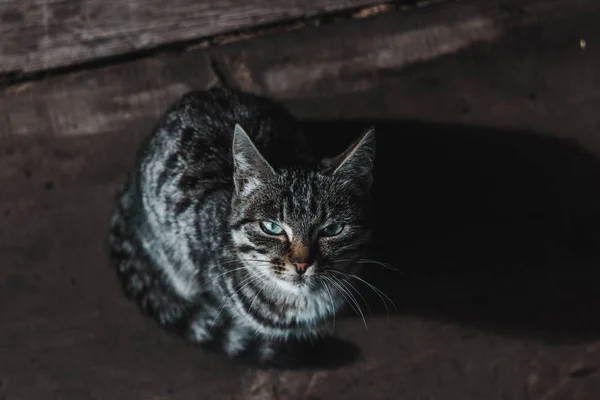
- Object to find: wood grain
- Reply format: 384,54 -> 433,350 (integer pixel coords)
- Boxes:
212,0 -> 600,153
0,0 -> 383,74
3,0 -> 599,154
0,51 -> 216,141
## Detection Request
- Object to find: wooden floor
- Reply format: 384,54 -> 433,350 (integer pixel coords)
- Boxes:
1,0 -> 600,399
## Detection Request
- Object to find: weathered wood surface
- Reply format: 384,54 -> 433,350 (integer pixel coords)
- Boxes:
214,0 -> 600,152
0,50 -> 216,141
0,0 -> 384,74
1,0 -> 600,398
2,0 -> 600,154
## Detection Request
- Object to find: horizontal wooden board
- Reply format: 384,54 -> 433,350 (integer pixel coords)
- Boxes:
0,51 -> 216,141
3,0 -> 599,154
1,5 -> 598,180
0,0 -> 384,74
212,0 -> 600,153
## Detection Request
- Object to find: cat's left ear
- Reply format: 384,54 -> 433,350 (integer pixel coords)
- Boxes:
232,123 -> 276,193
325,128 -> 375,189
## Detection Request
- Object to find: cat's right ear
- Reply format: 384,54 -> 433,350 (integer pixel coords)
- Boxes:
323,128 -> 375,190
232,124 -> 275,193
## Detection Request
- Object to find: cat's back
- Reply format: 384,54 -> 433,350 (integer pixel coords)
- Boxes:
139,88 -> 310,181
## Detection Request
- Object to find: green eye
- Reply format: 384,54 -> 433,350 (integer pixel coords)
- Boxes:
259,221 -> 285,235
320,223 -> 344,237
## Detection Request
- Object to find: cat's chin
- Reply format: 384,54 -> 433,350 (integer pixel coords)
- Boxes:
271,275 -> 312,296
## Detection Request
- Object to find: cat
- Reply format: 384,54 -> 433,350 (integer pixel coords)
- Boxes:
108,87 -> 375,366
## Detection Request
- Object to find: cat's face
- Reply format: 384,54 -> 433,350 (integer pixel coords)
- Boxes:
229,124 -> 375,296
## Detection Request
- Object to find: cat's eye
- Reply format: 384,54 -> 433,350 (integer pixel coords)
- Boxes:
259,221 -> 285,236
319,223 -> 345,237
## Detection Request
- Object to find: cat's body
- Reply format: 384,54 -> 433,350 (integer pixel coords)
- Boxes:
108,88 -> 375,365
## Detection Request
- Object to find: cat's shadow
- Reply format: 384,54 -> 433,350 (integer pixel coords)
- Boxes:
199,336 -> 362,370
302,119 -> 600,343
266,336 -> 361,370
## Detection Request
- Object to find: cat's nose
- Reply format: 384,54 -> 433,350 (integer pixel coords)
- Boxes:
294,263 -> 309,275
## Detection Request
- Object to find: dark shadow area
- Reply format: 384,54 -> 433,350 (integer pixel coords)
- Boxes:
301,119 -> 600,342
264,336 -> 362,370
198,333 -> 361,370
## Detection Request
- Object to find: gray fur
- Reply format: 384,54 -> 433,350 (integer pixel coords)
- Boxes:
108,88 -> 375,365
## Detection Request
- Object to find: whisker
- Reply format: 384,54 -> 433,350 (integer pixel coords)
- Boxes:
349,274 -> 398,313
330,270 -> 388,317
321,280 -> 336,333
201,267 -> 247,289
323,276 -> 358,317
329,258 -> 406,276
209,274 -> 262,332
220,258 -> 274,265
327,276 -> 368,331
333,275 -> 367,318
329,270 -> 372,316
248,279 -> 268,314
200,259 -> 273,289
358,259 -> 406,276
333,270 -> 398,314
335,277 -> 368,331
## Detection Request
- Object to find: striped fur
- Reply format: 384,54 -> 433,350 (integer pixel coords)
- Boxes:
108,88 -> 375,366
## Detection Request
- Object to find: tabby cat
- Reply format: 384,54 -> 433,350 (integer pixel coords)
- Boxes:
108,88 -> 375,366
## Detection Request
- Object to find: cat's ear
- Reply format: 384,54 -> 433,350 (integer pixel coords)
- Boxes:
232,124 -> 275,192
326,128 -> 375,189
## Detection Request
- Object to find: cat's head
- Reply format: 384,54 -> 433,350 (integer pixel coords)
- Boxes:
229,124 -> 375,295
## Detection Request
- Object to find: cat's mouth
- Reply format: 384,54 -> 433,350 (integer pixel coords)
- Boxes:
266,265 -> 317,293
292,274 -> 308,286
277,271 -> 309,284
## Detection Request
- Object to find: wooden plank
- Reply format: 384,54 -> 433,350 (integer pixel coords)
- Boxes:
0,0 -> 385,74
0,50 -> 216,140
3,0 -> 599,154
212,0 -> 600,153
